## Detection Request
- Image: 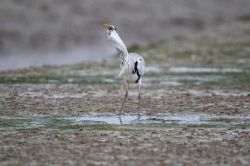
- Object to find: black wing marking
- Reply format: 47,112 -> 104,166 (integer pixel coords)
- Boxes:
134,61 -> 141,83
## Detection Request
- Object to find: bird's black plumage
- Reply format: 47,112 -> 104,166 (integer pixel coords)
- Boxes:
134,61 -> 141,83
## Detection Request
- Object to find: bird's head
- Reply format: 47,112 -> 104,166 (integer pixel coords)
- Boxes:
101,23 -> 128,55
101,24 -> 120,42
102,23 -> 117,35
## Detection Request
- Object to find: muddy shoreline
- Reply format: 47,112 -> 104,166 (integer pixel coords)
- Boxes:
1,84 -> 249,117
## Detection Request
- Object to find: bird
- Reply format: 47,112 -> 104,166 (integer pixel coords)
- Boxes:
101,24 -> 145,117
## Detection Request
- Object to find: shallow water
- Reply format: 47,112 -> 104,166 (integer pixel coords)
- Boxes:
168,67 -> 243,73
0,114 -> 249,130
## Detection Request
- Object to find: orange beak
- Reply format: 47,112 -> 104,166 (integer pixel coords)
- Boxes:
102,23 -> 111,30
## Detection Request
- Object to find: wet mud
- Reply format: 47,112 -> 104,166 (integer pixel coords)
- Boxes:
0,84 -> 249,117
0,83 -> 250,165
1,126 -> 250,165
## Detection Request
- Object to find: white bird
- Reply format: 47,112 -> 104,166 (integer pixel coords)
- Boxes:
102,24 -> 145,116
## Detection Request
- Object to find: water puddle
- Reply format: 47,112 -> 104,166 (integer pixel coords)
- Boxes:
146,66 -> 245,74
0,114 -> 249,130
72,114 -> 203,125
168,67 -> 243,73
145,75 -> 224,86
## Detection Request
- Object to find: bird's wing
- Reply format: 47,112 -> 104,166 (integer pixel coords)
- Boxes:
134,57 -> 145,76
128,53 -> 145,76
137,58 -> 145,76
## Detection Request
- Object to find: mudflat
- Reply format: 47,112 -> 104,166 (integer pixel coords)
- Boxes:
0,21 -> 250,165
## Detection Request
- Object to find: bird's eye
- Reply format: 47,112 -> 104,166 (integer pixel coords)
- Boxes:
110,26 -> 116,31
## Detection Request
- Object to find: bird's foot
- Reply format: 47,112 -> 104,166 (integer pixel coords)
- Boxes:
137,113 -> 141,121
137,112 -> 141,118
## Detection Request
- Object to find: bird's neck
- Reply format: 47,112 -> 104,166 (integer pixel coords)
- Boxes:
109,31 -> 129,57
120,51 -> 128,67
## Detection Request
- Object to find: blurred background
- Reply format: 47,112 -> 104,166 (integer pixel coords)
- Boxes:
0,0 -> 250,70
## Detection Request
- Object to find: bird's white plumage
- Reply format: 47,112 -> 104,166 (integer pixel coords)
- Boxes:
106,28 -> 128,56
102,24 -> 145,116
120,53 -> 145,83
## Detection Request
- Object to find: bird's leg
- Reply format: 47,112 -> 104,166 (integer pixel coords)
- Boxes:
119,81 -> 128,116
118,61 -> 128,78
137,79 -> 142,117
118,116 -> 123,125
118,66 -> 126,78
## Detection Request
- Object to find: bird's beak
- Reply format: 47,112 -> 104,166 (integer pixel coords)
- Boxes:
102,23 -> 111,30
